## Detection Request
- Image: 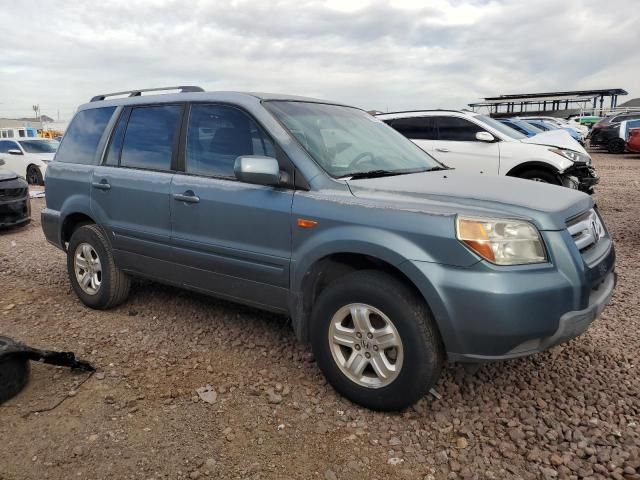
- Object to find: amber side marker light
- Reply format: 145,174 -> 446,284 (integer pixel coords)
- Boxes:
297,218 -> 318,229
456,218 -> 496,262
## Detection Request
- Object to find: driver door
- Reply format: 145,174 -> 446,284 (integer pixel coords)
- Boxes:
170,103 -> 294,311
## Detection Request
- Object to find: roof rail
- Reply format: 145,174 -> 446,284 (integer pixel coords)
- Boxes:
90,86 -> 204,102
375,109 -> 467,116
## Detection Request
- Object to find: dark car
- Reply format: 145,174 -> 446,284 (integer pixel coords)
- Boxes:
0,165 -> 30,229
590,112 -> 640,153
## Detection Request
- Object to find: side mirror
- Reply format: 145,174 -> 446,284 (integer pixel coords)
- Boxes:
234,156 -> 281,186
8,149 -> 23,155
475,132 -> 495,142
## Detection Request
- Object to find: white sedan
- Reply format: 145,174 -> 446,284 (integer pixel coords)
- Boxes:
0,138 -> 58,185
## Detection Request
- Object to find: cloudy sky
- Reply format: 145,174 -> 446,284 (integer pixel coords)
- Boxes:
1,0 -> 638,120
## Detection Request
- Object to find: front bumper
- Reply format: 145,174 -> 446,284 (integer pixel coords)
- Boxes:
404,231 -> 616,363
0,181 -> 30,229
563,164 -> 599,194
469,270 -> 616,361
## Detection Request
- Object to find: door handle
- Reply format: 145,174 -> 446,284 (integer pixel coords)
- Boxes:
92,181 -> 111,191
435,147 -> 450,153
172,192 -> 200,204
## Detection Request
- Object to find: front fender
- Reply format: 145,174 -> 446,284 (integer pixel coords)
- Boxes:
291,225 -> 436,292
499,143 -> 573,175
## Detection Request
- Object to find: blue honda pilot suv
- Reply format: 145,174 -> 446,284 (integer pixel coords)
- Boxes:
42,87 -> 616,410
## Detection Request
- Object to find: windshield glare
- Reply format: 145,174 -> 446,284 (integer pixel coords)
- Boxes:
475,115 -> 527,140
265,101 -> 441,177
18,140 -> 59,153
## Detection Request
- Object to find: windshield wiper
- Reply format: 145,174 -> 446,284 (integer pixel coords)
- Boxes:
341,166 -> 451,180
342,169 -> 404,180
425,165 -> 452,171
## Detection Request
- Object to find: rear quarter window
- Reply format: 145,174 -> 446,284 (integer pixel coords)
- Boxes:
56,107 -> 116,164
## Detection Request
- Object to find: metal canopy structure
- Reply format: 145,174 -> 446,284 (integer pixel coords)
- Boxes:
469,88 -> 628,117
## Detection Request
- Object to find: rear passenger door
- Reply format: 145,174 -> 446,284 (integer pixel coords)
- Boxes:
170,103 -> 294,311
430,116 -> 499,175
91,104 -> 183,274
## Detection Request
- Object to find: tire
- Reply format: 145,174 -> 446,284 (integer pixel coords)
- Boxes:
0,337 -> 30,404
26,165 -> 43,186
517,169 -> 560,185
606,138 -> 626,154
310,270 -> 444,411
67,224 -> 131,309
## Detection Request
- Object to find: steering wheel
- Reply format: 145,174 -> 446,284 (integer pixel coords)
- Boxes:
348,152 -> 376,170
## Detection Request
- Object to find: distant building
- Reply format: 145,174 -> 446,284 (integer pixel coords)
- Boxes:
0,118 -> 43,129
0,115 -> 66,134
618,98 -> 640,109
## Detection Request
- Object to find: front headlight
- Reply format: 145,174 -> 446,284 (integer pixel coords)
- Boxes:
549,147 -> 591,165
456,216 -> 547,265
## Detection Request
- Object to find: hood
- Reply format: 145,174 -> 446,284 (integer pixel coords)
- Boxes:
347,170 -> 592,231
521,130 -> 587,154
0,170 -> 19,182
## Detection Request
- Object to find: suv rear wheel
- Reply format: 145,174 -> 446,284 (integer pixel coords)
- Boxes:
310,270 -> 443,411
67,224 -> 130,309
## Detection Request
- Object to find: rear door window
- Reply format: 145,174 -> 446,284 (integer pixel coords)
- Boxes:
120,105 -> 182,171
435,116 -> 484,141
388,117 -> 437,140
185,104 -> 276,178
56,107 -> 116,164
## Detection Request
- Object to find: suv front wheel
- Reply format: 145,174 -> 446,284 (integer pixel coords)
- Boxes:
67,224 -> 131,309
310,270 -> 444,411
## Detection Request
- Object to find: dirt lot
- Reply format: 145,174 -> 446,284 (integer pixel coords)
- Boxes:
1,151 -> 639,480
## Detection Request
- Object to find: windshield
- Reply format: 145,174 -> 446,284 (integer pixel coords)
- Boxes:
18,140 -> 59,153
475,115 -> 527,140
264,101 -> 442,177
510,119 -> 544,135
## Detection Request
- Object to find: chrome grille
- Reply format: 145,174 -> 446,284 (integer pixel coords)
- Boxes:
567,209 -> 605,253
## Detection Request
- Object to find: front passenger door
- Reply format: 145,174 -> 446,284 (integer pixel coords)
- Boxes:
430,116 -> 499,175
386,116 -> 437,154
170,104 -> 294,311
0,140 -> 24,177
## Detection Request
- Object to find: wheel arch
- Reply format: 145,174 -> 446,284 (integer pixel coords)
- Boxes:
505,161 -> 561,178
291,250 -> 446,350
61,212 -> 96,247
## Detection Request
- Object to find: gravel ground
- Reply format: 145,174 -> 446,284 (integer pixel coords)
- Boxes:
0,151 -> 639,480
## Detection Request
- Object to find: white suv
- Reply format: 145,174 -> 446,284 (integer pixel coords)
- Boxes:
0,138 -> 58,185
376,110 -> 598,193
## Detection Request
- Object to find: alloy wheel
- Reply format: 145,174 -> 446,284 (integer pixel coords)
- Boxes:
328,303 -> 404,388
74,243 -> 102,295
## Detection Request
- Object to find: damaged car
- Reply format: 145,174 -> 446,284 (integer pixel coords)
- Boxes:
0,162 -> 30,229
378,110 -> 598,193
